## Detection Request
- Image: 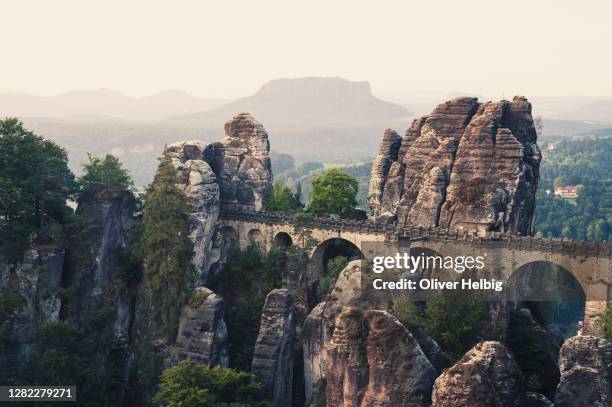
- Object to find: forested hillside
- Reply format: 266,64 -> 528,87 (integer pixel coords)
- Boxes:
534,137 -> 611,240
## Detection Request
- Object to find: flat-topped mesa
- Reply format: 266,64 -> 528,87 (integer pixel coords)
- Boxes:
368,96 -> 541,235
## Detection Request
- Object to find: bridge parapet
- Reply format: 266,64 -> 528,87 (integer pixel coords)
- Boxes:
220,208 -> 612,258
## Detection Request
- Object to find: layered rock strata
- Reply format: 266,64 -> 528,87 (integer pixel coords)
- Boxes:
168,287 -> 229,367
165,113 -> 272,284
326,308 -> 437,407
251,289 -> 295,407
64,185 -> 137,327
555,335 -> 612,407
303,260 -> 363,403
431,341 -> 526,407
368,96 -> 541,235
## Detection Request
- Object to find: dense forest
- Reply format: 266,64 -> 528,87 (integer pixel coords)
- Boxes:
534,137 -> 611,240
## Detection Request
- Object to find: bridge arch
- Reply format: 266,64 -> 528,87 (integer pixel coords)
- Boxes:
506,260 -> 586,337
247,228 -> 265,248
311,237 -> 364,280
273,232 -> 293,250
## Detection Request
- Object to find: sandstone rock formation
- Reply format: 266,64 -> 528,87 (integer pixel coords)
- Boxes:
303,260 -> 363,403
165,140 -> 221,285
431,341 -> 526,407
204,112 -> 273,211
368,96 -> 541,235
0,247 -> 64,377
326,308 -> 437,407
555,335 -> 612,407
168,287 -> 229,367
251,289 -> 295,407
65,185 -> 137,327
165,113 -> 272,284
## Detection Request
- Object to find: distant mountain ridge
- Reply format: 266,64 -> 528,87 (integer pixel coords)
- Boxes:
171,77 -> 411,126
0,89 -> 230,121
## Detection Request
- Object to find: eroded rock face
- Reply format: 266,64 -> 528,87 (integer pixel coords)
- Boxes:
302,260 -> 363,403
65,185 -> 137,326
555,335 -> 612,407
168,287 -> 228,368
252,289 -> 295,407
367,129 -> 402,219
0,247 -> 64,378
326,308 -> 437,407
431,341 -> 526,407
369,96 -> 541,235
165,141 -> 221,285
165,113 -> 272,284
204,113 -> 273,211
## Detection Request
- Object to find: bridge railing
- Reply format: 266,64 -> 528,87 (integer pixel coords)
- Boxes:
220,208 -> 612,257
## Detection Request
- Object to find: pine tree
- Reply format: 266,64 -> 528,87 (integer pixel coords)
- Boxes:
143,154 -> 195,341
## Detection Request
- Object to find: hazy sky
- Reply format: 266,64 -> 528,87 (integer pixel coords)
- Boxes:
2,0 -> 611,99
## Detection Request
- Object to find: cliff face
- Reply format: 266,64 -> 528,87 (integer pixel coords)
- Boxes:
303,260 -> 363,404
251,289 -> 295,407
168,287 -> 229,368
368,96 -> 541,235
555,335 -> 612,406
0,247 -> 64,378
326,308 -> 437,407
64,185 -> 137,328
165,113 -> 272,285
431,341 -> 526,407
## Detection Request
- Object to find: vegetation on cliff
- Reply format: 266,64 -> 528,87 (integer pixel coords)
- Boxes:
219,245 -> 284,371
596,306 -> 612,340
78,153 -> 135,191
155,359 -> 271,407
143,154 -> 196,341
0,118 -> 77,258
263,180 -> 303,213
390,291 -> 488,362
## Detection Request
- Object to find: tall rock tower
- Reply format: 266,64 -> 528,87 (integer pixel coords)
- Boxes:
164,113 -> 273,284
368,96 -> 541,235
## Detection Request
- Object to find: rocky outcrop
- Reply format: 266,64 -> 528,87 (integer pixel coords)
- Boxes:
165,141 -> 221,285
165,113 -> 272,284
204,113 -> 273,211
64,185 -> 137,327
431,341 -> 526,407
368,96 -> 541,235
367,129 -> 402,219
303,260 -> 363,403
0,247 -> 64,378
326,308 -> 437,407
168,287 -> 228,367
555,335 -> 612,407
252,289 -> 295,407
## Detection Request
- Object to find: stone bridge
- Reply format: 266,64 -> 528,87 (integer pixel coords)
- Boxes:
220,208 -> 612,332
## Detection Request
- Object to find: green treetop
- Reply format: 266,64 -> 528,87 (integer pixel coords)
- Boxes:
78,153 -> 134,191
263,180 -> 303,213
0,118 -> 77,257
143,154 -> 195,341
154,359 -> 271,407
308,169 -> 365,219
